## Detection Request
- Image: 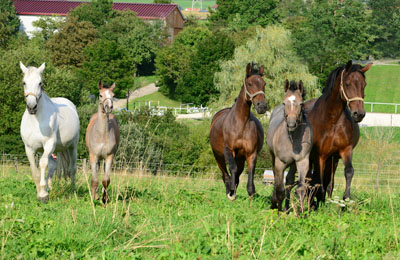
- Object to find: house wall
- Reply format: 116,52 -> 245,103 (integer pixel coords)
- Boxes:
18,15 -> 64,38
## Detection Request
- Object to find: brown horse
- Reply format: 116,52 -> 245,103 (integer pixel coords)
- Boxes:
302,61 -> 372,204
86,81 -> 120,204
210,63 -> 267,201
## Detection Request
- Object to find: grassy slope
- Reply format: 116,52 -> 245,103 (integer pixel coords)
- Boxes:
128,91 -> 181,110
1,167 -> 399,259
364,65 -> 400,113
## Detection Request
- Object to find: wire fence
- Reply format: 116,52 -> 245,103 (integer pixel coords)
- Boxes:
2,153 -> 400,188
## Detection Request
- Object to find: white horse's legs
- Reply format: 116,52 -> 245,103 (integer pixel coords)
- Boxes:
38,142 -> 55,202
68,146 -> 77,189
25,146 -> 40,193
47,156 -> 57,190
102,154 -> 113,204
89,153 -> 99,200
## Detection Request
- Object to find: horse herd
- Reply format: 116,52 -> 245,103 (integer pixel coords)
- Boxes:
18,61 -> 372,212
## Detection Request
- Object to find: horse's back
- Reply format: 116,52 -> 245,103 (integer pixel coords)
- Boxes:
52,97 -> 80,145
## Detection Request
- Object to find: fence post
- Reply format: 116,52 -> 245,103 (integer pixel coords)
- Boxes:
396,104 -> 398,114
83,158 -> 87,173
371,103 -> 373,113
14,157 -> 18,173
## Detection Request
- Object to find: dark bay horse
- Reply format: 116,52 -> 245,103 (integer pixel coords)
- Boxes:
210,63 -> 267,201
302,61 -> 372,204
267,80 -> 312,212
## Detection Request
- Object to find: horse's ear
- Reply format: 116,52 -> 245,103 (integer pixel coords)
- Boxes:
298,80 -> 304,94
110,82 -> 116,91
284,79 -> 289,92
20,62 -> 28,74
360,63 -> 372,73
98,80 -> 103,90
38,63 -> 45,74
345,60 -> 352,72
246,63 -> 252,76
259,65 -> 264,76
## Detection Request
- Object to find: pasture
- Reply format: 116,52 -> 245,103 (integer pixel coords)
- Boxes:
1,164 -> 400,259
364,65 -> 400,113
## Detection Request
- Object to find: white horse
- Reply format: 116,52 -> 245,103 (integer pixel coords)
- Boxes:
20,62 -> 80,203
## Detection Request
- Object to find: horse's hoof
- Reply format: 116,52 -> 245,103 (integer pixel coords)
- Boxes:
227,194 -> 236,201
37,195 -> 49,204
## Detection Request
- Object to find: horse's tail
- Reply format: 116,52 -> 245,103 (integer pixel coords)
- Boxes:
55,150 -> 72,179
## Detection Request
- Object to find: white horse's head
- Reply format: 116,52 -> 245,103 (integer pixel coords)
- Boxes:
20,62 -> 45,115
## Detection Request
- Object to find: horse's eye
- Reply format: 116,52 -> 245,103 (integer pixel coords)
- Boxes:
248,82 -> 252,87
99,95 -> 103,98
39,82 -> 42,87
23,82 -> 26,86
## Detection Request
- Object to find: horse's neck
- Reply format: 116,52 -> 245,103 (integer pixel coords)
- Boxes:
96,105 -> 109,135
34,93 -> 54,118
232,87 -> 251,125
320,79 -> 345,122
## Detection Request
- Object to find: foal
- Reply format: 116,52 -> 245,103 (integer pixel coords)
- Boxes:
267,80 -> 312,212
86,81 -> 120,203
210,63 -> 267,200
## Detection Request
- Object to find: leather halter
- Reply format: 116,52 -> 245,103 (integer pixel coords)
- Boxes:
24,92 -> 41,102
340,69 -> 364,107
99,97 -> 113,113
243,78 -> 265,102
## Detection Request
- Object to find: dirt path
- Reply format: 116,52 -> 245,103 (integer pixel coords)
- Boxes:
114,83 -> 159,109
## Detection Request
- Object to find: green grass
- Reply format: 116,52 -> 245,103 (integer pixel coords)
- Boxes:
129,91 -> 181,110
135,75 -> 157,88
364,65 -> 400,113
1,166 -> 400,259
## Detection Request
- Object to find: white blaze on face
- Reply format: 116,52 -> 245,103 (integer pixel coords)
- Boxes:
288,95 -> 296,110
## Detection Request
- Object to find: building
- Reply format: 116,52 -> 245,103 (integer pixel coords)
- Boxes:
13,0 -> 185,40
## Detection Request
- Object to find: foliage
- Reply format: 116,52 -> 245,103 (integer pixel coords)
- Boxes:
367,0 -> 400,58
209,0 -> 280,31
0,0 -> 21,49
213,26 -> 319,110
1,167 -> 400,258
46,16 -> 98,68
290,0 -> 375,86
155,26 -> 212,99
70,0 -> 113,28
175,30 -> 235,105
153,0 -> 172,3
99,10 -> 162,73
32,16 -> 64,42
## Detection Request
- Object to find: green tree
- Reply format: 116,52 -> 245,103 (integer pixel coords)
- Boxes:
214,26 -> 319,110
155,26 -> 212,99
154,0 -> 172,3
175,31 -> 235,105
46,16 -> 98,68
368,0 -> 400,58
291,0 -> 374,85
70,0 -> 113,28
0,0 -> 20,48
209,0 -> 280,30
32,16 -> 63,41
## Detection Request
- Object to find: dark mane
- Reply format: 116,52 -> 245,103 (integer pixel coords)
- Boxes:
322,64 -> 365,97
288,80 -> 306,100
246,62 -> 263,77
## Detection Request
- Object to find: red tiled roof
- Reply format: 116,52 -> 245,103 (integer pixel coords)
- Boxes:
13,0 -> 181,19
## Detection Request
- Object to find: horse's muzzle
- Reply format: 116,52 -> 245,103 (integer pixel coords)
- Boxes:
255,101 -> 267,114
352,111 -> 365,123
27,104 -> 37,114
286,116 -> 298,131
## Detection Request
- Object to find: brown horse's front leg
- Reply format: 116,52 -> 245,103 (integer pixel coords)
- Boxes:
224,147 -> 237,201
340,147 -> 354,200
246,153 -> 257,197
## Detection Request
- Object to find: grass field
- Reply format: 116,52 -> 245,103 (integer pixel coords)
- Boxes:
128,91 -> 181,110
1,165 -> 400,259
364,65 -> 400,113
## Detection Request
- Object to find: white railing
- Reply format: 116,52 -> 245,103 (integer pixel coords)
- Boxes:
364,102 -> 400,113
128,101 -> 209,116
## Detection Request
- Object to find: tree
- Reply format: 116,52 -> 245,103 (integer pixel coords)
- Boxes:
155,26 -> 212,99
368,0 -> 400,58
291,0 -> 374,86
0,0 -> 20,48
32,16 -> 63,42
175,31 -> 235,105
70,0 -> 113,28
154,0 -> 172,3
213,26 -> 319,110
100,10 -> 162,74
209,0 -> 280,30
46,16 -> 98,68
